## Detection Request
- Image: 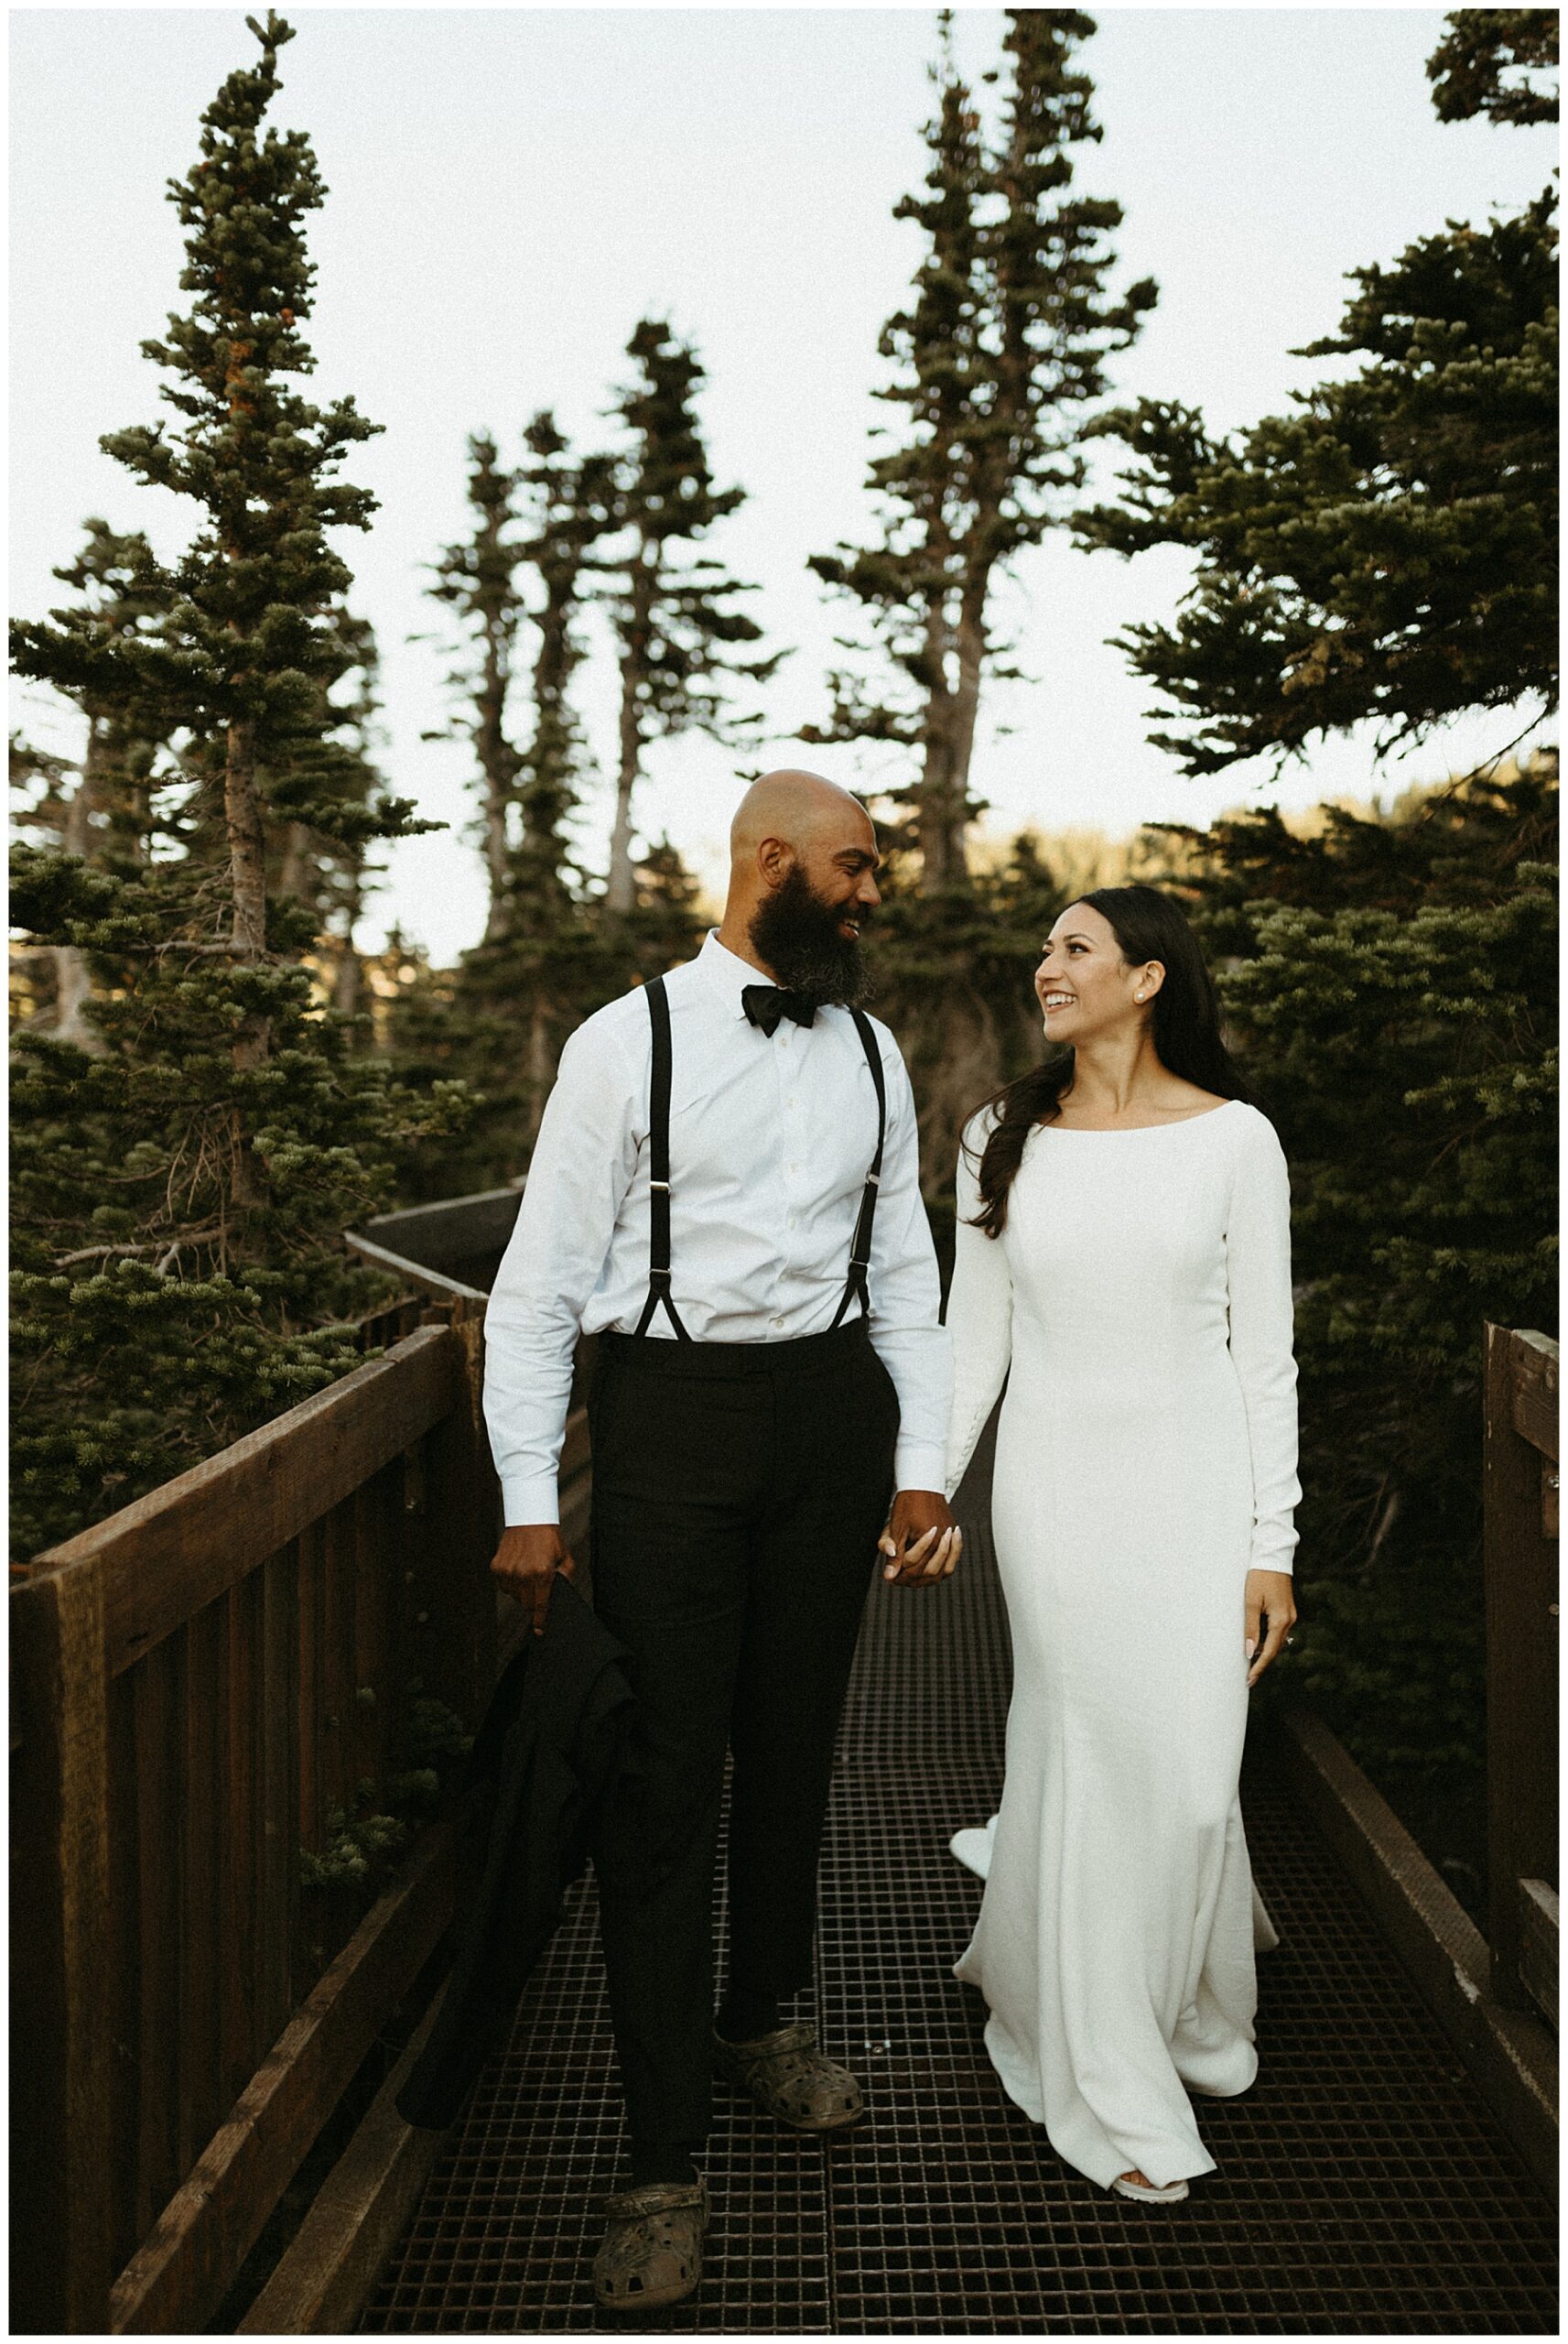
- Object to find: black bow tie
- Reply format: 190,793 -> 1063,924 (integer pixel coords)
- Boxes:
741,983 -> 817,1037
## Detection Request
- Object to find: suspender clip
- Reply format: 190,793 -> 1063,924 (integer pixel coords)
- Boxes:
649,1179 -> 671,1193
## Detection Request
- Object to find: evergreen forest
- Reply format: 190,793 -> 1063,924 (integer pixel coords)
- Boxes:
11,6 -> 1558,1910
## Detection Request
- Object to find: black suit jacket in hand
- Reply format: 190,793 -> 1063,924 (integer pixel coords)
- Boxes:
397,1576 -> 635,2132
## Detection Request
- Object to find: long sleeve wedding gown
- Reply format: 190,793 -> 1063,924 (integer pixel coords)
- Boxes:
944,1099 -> 1299,2192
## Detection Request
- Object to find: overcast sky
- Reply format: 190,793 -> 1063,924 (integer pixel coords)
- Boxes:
10,5 -> 1556,961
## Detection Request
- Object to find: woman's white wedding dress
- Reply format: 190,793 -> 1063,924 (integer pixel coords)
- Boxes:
944,1100 -> 1299,2191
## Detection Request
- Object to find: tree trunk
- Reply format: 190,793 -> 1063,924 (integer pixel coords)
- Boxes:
223,715 -> 271,1219
607,549 -> 654,917
477,630 -> 513,943
50,726 -> 104,1051
332,939 -> 360,1022
917,599 -> 966,895
278,820 -> 312,904
225,719 -> 268,962
606,679 -> 641,917
524,991 -> 553,1159
331,856 -> 364,1026
945,573 -> 989,884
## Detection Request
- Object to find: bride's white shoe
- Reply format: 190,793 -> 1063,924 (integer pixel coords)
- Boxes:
1110,2170 -> 1190,2204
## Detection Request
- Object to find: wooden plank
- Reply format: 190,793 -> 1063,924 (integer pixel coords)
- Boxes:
28,1325 -> 461,1679
110,1814 -> 462,2337
178,1601 -> 226,2179
343,1229 -> 492,1304
1484,1322 -> 1560,2005
1273,1702 -> 1558,2196
9,1559 -> 114,2334
351,1477 -> 389,1795
1509,1327 -> 1560,1462
237,1995 -> 445,2335
297,1518 -> 323,1860
1519,1879 -> 1559,2033
107,1668 -> 146,2278
320,1497 -> 357,1828
222,1571 -> 262,2106
353,1182 -> 522,1275
257,1544 -> 299,2059
133,1633 -> 184,2239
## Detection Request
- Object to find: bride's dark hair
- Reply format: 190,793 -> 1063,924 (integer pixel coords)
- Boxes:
966,884 -> 1252,1239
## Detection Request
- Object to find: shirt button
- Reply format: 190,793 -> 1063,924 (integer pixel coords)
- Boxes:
772,1315 -> 785,1329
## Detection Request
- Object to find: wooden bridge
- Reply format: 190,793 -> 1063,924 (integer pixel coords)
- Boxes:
9,1190 -> 1559,2334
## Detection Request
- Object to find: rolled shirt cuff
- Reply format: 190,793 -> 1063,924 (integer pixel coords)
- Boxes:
501,1472 -> 561,1528
894,1441 -> 951,1497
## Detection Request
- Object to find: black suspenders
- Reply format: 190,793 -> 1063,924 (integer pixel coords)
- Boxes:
633,976 -> 692,1340
828,1008 -> 887,1329
633,979 -> 887,1340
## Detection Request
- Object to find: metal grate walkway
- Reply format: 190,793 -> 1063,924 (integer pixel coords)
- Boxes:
364,1443 -> 1557,2334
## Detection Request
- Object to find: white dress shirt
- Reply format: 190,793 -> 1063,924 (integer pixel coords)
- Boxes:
483,930 -> 953,1525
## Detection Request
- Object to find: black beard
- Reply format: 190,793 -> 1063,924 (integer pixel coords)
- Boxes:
748,864 -> 873,1008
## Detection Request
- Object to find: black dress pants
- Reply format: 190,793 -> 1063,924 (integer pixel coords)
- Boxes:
587,1317 -> 900,2146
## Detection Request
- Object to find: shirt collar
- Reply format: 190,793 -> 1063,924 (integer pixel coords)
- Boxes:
697,928 -> 777,1021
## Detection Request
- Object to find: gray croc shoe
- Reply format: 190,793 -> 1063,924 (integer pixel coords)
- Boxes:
592,2176 -> 708,2315
713,2019 -> 864,2132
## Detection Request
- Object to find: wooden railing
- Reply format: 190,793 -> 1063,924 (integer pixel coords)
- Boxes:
10,1186 -> 595,2335
10,1309 -> 490,2333
345,1189 -> 593,1556
1483,1323 -> 1560,2031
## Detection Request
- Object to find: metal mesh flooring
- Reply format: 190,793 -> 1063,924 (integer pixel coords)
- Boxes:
363,1438 -> 1557,2334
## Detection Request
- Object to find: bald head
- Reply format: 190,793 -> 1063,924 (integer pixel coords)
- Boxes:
729,768 -> 873,868
716,765 -> 882,982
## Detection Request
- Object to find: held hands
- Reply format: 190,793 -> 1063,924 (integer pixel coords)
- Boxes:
1244,1568 -> 1297,1687
878,1490 -> 962,1590
490,1524 -> 577,1638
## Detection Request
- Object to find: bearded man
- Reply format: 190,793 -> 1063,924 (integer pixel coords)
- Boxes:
482,769 -> 959,2312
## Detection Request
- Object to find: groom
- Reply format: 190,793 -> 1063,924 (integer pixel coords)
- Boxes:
482,768 -> 958,2311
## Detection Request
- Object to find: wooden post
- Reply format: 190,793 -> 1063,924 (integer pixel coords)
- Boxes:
10,1557 -> 114,2333
1483,1324 -> 1559,2011
417,1302 -> 496,1728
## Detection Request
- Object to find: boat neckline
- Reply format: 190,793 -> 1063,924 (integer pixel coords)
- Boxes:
1034,1098 -> 1244,1135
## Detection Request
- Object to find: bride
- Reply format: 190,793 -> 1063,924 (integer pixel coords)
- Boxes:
935,884 -> 1299,2204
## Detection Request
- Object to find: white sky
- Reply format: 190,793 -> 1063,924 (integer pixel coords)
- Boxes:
10,5 -> 1557,962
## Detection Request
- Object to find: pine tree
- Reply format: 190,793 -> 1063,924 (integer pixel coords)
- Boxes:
457,416 -> 622,1169
1075,26 -> 1557,776
808,10 -> 1155,891
10,521 -> 171,1045
425,434 -> 528,942
601,318 -> 780,916
512,413 -> 618,918
8,13 -> 463,1557
401,415 -> 625,1193
1147,759 -> 1558,1908
302,611 -> 391,1027
1427,7 -> 1558,125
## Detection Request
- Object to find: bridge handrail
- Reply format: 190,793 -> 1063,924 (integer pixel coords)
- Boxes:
11,1308 -> 500,2334
1483,1322 -> 1559,2030
11,1175 -> 600,2336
